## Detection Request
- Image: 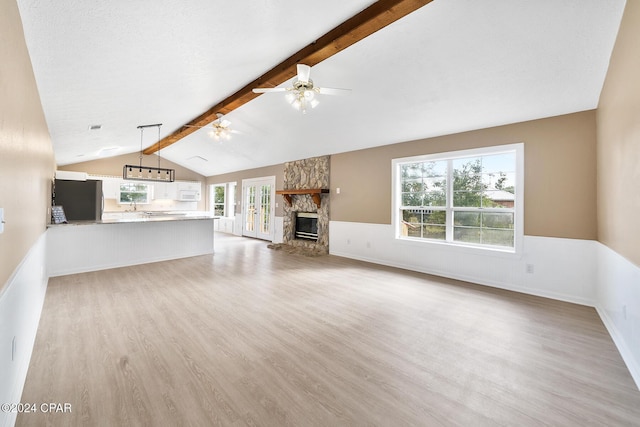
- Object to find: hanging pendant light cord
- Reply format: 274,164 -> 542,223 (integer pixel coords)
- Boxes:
125,123 -> 172,182
157,124 -> 161,170
139,126 -> 144,171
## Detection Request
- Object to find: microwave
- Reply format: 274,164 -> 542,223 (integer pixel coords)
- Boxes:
178,190 -> 200,201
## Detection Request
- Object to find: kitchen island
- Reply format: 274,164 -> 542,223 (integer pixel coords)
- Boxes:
47,213 -> 218,277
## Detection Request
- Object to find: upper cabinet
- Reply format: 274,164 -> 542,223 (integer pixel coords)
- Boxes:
153,182 -> 178,200
101,177 -> 122,199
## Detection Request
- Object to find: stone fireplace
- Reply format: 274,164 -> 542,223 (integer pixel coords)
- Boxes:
281,156 -> 329,252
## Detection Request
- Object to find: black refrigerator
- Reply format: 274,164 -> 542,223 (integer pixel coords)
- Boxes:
53,179 -> 103,221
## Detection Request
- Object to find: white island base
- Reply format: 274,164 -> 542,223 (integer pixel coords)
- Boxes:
47,216 -> 215,277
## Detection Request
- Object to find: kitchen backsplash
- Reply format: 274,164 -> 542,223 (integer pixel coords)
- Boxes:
103,198 -> 198,213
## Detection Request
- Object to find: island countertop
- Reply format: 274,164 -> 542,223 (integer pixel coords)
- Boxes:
48,211 -> 218,227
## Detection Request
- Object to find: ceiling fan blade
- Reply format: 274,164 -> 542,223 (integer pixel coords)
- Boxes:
252,87 -> 287,93
318,87 -> 351,96
297,64 -> 311,84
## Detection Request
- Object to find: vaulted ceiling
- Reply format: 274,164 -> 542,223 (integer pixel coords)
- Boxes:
17,0 -> 626,177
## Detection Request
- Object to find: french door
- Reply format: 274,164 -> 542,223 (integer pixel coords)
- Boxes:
242,177 -> 275,241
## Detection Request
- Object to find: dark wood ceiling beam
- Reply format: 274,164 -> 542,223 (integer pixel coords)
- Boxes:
144,0 -> 433,154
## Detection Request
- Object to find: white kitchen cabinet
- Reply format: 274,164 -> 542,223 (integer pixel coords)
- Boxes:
177,182 -> 201,192
153,182 -> 178,200
100,177 -> 122,199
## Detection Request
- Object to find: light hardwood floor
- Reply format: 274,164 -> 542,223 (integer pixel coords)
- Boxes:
17,234 -> 640,426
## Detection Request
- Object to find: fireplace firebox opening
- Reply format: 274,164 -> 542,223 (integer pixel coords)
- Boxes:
295,212 -> 318,241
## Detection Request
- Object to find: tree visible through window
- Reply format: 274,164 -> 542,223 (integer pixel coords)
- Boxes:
213,185 -> 225,216
395,144 -> 521,250
119,182 -> 150,204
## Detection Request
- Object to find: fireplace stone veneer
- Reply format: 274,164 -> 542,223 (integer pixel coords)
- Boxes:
281,156 -> 329,252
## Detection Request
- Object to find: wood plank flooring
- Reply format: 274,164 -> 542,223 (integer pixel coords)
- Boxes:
17,234 -> 640,426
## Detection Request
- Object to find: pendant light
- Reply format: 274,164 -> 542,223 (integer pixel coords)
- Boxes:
123,124 -> 175,182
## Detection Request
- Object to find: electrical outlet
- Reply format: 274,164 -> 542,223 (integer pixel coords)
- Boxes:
366,241 -> 371,249
526,264 -> 534,274
623,305 -> 627,320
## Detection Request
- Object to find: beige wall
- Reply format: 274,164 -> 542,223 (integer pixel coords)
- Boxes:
59,152 -> 207,210
207,164 -> 285,216
59,152 -> 205,181
331,111 -> 597,240
597,0 -> 640,266
0,0 -> 56,291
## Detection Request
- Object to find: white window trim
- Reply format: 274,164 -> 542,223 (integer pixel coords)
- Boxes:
391,143 -> 524,256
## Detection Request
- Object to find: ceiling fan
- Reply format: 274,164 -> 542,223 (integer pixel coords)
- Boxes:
253,64 -> 351,114
184,113 -> 234,141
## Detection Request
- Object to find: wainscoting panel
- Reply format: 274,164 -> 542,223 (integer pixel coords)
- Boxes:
234,214 -> 243,236
596,244 -> 640,389
47,219 -> 215,277
213,217 -> 235,234
329,221 -> 597,306
0,233 -> 48,427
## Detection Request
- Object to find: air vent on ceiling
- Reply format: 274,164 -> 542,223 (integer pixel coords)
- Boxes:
88,124 -> 102,130
187,156 -> 208,162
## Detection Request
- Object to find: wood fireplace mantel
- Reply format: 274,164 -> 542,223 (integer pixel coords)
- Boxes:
276,189 -> 329,208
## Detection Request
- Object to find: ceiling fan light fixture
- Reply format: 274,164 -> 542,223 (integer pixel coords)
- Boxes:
254,64 -> 349,114
285,86 -> 320,114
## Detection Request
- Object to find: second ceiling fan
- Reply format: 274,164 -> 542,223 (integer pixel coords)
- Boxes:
253,64 -> 351,114
184,113 -> 235,141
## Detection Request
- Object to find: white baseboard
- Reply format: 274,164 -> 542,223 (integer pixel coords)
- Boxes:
596,305 -> 640,390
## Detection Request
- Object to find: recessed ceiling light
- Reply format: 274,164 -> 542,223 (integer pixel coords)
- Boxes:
88,124 -> 102,130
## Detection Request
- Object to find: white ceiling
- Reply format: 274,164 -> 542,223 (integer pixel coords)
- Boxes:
17,0 -> 626,177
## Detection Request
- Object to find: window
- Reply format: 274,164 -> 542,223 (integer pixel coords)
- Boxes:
212,184 -> 226,216
119,182 -> 150,204
210,182 -> 236,217
393,143 -> 523,252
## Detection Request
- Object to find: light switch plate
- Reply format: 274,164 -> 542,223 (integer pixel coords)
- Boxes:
0,208 -> 4,234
